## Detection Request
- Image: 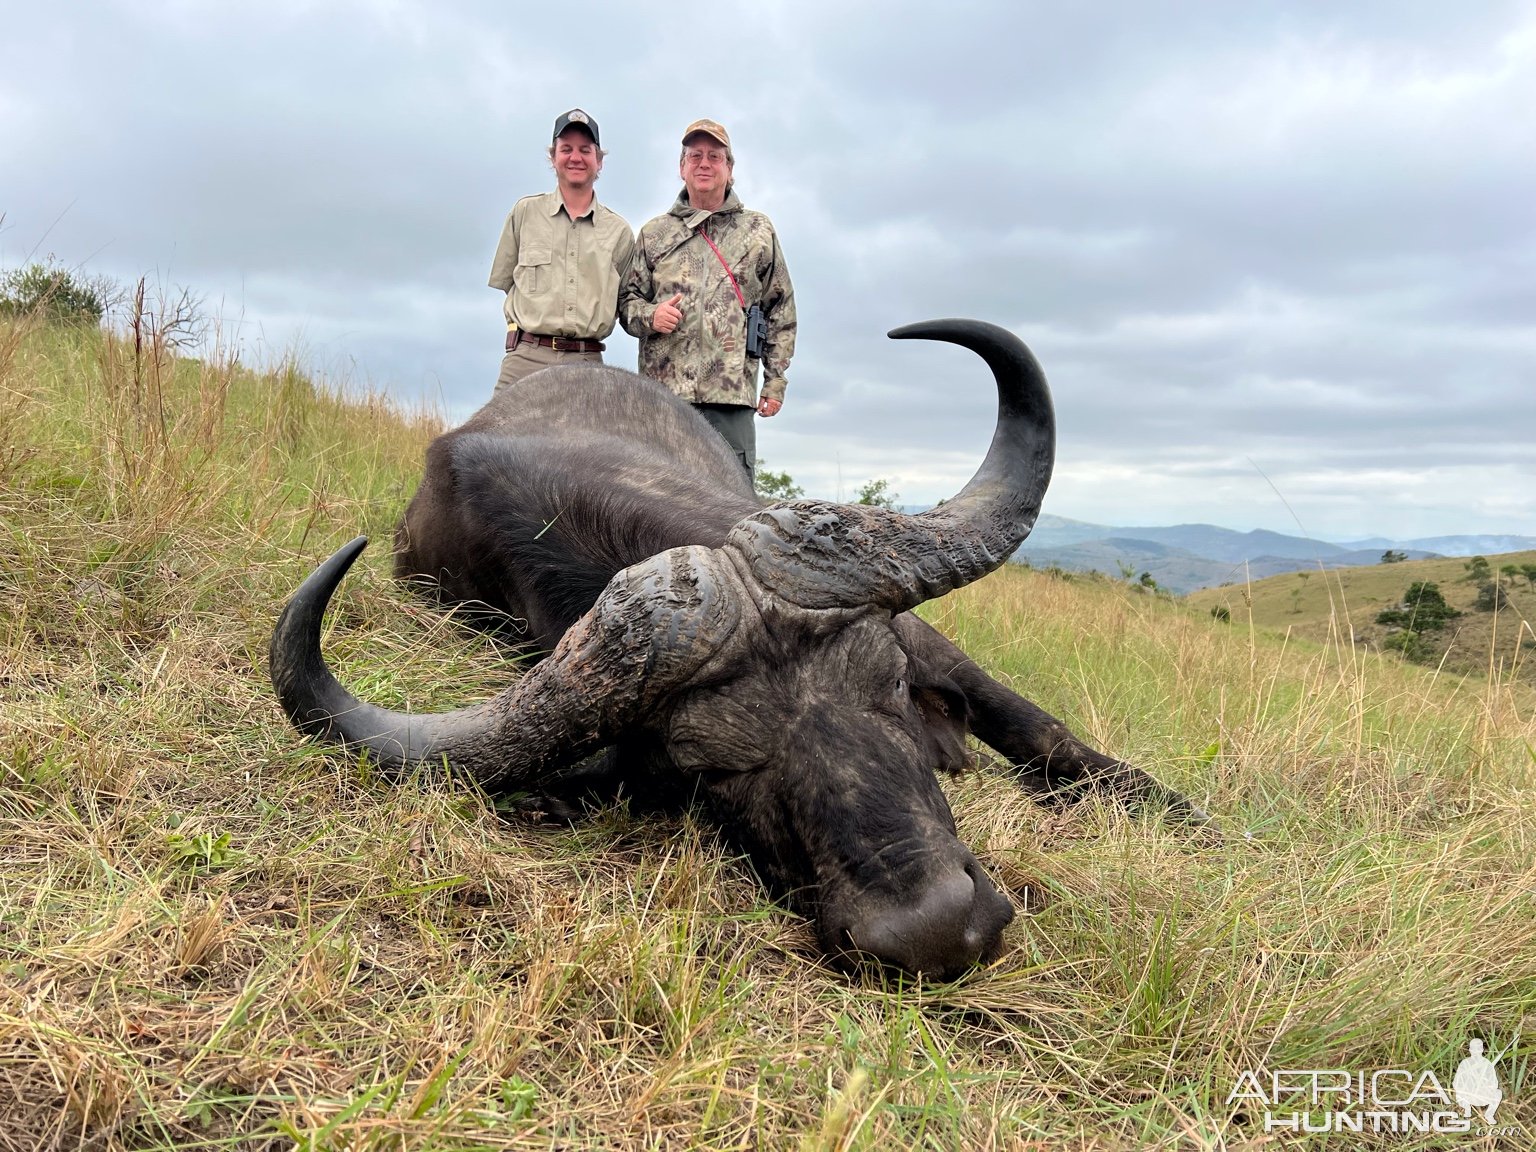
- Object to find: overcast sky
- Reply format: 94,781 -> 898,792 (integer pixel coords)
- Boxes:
4,1 -> 1532,541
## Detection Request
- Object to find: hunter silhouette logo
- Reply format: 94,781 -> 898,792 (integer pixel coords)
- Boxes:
1453,1039 -> 1502,1123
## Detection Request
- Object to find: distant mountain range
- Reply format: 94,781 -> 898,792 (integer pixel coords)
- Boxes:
1008,515 -> 1536,595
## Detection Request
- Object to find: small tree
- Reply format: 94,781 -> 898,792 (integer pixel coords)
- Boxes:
1377,581 -> 1461,665
854,477 -> 900,510
1376,581 -> 1461,632
754,461 -> 804,502
1380,549 -> 1407,564
1521,563 -> 1536,590
1462,555 -> 1491,583
0,257 -> 119,324
1474,580 -> 1508,613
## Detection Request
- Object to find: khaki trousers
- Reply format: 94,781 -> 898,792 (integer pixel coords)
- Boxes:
494,340 -> 604,395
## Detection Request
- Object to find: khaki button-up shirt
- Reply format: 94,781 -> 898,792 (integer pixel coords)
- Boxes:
489,191 -> 634,340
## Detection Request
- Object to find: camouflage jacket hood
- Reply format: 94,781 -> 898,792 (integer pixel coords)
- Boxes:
620,188 -> 796,405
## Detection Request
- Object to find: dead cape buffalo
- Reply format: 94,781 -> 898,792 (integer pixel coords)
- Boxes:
270,318 -> 1202,978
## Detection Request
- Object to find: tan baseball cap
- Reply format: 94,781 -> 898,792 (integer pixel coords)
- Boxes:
681,118 -> 730,149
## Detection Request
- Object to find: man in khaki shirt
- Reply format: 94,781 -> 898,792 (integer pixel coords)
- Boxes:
488,109 -> 635,395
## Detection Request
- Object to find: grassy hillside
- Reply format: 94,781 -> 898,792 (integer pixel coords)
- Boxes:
1186,553 -> 1536,693
2,314 -> 1533,1149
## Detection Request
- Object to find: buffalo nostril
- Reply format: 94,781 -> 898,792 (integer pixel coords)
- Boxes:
848,867 -> 1008,977
965,861 -> 1015,957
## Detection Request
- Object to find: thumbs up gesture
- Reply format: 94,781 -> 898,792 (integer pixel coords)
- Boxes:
651,292 -> 684,334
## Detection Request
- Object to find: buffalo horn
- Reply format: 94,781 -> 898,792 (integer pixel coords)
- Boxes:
727,319 -> 1055,613
269,536 -> 742,784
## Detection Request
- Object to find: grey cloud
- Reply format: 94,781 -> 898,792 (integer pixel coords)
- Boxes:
3,0 -> 1531,539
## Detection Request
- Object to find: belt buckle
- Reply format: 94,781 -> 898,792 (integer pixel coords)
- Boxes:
550,337 -> 566,351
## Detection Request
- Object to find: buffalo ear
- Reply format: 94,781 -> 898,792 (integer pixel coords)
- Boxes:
912,682 -> 975,775
912,680 -> 970,725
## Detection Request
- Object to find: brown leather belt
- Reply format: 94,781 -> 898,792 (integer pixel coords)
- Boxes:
506,330 -> 605,353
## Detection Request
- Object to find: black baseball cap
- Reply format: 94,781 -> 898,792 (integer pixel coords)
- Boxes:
552,108 -> 599,146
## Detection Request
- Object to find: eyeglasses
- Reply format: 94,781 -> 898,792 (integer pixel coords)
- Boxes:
684,148 -> 729,166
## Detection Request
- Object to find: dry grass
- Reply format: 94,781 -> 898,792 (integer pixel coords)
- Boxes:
1,316 -> 1532,1150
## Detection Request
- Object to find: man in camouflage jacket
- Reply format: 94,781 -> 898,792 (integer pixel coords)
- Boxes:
619,118 -> 795,477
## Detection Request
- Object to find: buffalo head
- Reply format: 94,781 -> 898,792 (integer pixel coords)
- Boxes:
270,320 -> 1055,978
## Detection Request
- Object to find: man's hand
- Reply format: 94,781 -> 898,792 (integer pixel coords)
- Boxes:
757,396 -> 782,417
651,293 -> 684,334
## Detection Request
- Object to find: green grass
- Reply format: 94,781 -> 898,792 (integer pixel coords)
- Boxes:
2,314 -> 1533,1149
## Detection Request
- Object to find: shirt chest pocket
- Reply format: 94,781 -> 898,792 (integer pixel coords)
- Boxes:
516,245 -> 552,294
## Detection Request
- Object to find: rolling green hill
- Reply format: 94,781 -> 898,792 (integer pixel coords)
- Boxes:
1186,551 -> 1536,691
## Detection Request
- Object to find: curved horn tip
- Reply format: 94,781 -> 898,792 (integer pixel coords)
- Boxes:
336,534 -> 370,564
888,317 -> 964,341
887,317 -> 1021,346
273,535 -> 371,637
313,535 -> 371,579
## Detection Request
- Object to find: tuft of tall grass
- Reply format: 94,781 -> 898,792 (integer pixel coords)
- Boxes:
1,312 -> 1531,1149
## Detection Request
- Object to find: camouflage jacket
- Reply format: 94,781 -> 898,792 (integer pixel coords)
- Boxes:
619,189 -> 796,405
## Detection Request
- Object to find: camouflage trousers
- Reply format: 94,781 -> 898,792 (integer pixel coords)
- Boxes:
695,403 -> 755,480
493,340 -> 604,395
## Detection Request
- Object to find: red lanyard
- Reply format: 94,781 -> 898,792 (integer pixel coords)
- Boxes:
700,226 -> 747,310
